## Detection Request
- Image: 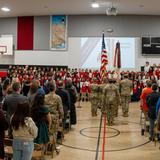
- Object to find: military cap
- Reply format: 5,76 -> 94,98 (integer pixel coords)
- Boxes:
123,74 -> 128,78
108,78 -> 116,83
92,77 -> 97,82
102,77 -> 108,83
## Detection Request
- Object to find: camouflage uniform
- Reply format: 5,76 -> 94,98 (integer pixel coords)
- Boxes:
102,81 -> 120,125
114,81 -> 120,117
99,78 -> 108,109
120,78 -> 132,117
90,82 -> 99,116
45,92 -> 64,142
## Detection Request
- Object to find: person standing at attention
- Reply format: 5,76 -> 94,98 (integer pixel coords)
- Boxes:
119,74 -> 132,117
140,81 -> 153,120
11,102 -> 37,160
146,84 -> 160,141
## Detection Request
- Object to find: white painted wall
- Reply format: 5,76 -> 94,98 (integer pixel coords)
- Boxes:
14,37 -> 81,68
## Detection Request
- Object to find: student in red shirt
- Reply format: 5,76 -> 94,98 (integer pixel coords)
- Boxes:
140,81 -> 153,119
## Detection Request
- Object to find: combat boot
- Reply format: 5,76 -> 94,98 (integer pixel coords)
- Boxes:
123,113 -> 129,117
109,122 -> 114,126
109,119 -> 115,126
92,113 -> 97,117
114,114 -> 118,117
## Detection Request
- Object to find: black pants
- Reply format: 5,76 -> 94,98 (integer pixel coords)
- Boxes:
0,138 -> 4,159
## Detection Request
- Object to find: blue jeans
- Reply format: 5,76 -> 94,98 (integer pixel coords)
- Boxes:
13,139 -> 34,160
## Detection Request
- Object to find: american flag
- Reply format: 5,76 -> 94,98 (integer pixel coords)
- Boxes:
100,33 -> 108,78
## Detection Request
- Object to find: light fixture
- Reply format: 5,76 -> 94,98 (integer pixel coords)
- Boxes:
91,1 -> 99,8
107,27 -> 114,33
1,7 -> 10,12
106,6 -> 118,16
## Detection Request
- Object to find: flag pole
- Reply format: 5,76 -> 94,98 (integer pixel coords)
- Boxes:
114,41 -> 121,82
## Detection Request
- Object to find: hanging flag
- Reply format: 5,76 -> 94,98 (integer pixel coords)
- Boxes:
100,33 -> 108,78
114,41 -> 121,68
17,16 -> 34,50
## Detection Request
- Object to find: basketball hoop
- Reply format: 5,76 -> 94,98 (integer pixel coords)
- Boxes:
0,46 -> 7,55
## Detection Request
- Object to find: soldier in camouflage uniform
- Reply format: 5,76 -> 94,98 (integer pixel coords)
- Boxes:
90,78 -> 99,117
99,77 -> 108,109
102,79 -> 120,126
45,81 -> 64,144
114,80 -> 120,117
119,74 -> 132,117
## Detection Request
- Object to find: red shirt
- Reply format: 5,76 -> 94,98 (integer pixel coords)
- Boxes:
140,87 -> 153,112
81,82 -> 87,93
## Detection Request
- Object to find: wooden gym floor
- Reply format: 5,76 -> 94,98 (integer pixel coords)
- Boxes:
45,101 -> 160,160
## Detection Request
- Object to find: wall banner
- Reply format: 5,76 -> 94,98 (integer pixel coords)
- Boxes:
50,15 -> 67,50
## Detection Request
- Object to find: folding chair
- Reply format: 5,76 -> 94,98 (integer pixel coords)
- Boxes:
140,110 -> 149,136
32,143 -> 44,160
45,140 -> 60,158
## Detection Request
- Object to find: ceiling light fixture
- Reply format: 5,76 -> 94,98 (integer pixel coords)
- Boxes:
106,6 -> 118,16
91,1 -> 99,8
107,27 -> 114,33
1,7 -> 10,12
106,0 -> 118,16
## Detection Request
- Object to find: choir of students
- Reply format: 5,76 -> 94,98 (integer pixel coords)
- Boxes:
6,65 -> 160,100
